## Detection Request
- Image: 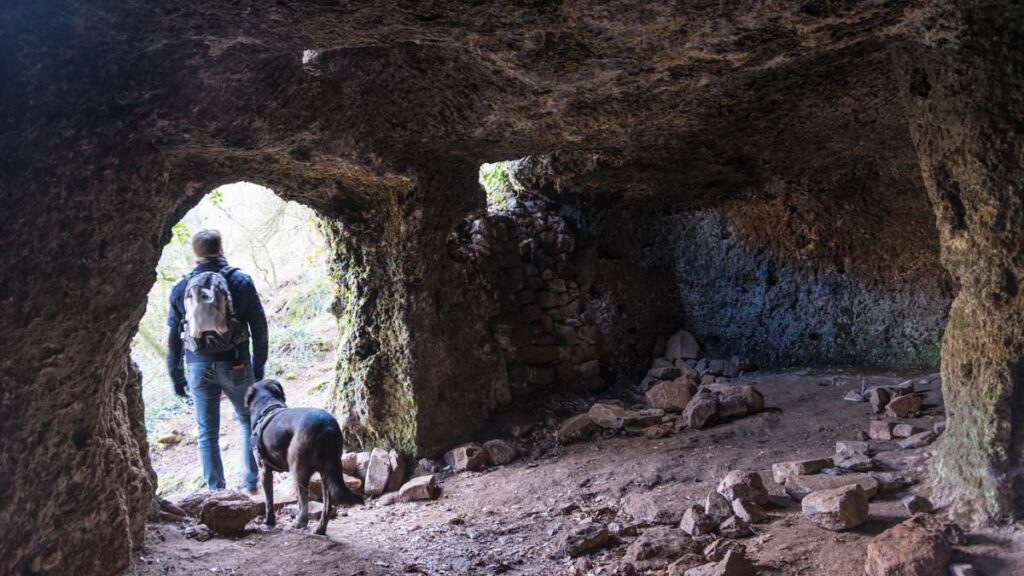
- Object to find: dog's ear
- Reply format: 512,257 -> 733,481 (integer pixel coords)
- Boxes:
244,385 -> 257,408
268,380 -> 286,403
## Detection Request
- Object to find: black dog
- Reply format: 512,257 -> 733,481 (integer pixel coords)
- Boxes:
245,379 -> 363,534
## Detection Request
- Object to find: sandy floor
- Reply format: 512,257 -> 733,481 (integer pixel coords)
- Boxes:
129,368 -> 1024,575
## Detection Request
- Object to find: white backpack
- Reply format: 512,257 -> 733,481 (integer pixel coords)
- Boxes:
181,267 -> 250,354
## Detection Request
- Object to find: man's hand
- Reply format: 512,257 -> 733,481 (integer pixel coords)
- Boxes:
173,377 -> 189,398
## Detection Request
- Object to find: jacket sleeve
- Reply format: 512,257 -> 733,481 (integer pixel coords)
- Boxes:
165,284 -> 188,391
237,277 -> 269,380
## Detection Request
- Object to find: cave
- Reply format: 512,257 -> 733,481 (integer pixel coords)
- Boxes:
1,1 -> 1021,575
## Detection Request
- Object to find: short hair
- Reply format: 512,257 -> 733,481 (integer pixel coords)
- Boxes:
192,229 -> 223,258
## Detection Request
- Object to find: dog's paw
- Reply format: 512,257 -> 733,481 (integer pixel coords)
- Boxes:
313,526 -> 327,536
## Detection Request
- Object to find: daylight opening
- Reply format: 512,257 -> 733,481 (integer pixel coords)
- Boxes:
132,182 -> 338,497
479,160 -> 524,212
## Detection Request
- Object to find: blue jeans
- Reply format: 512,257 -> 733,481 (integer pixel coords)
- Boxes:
186,361 -> 258,491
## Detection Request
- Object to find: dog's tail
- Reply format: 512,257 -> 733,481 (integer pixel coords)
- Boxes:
325,459 -> 364,506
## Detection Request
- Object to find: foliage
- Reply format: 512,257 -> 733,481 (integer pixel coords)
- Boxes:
479,161 -> 522,211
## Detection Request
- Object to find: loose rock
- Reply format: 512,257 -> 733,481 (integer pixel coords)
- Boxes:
679,506 -> 716,536
892,424 -> 918,438
771,458 -> 833,484
784,473 -> 879,501
902,495 -> 933,514
683,549 -> 755,576
899,431 -> 936,449
886,394 -> 923,418
869,387 -> 892,414
703,491 -> 733,522
558,414 -> 596,444
483,439 -> 518,466
621,492 -> 688,525
198,492 -> 259,534
555,521 -> 615,558
835,452 -> 874,472
864,517 -> 952,576
802,484 -> 869,531
386,449 -> 406,492
868,420 -> 895,440
364,448 -> 392,497
646,378 -> 697,412
717,516 -> 751,539
399,474 -> 439,502
444,443 -> 489,471
683,389 -> 719,429
717,470 -> 768,505
665,329 -> 700,360
589,403 -> 629,429
731,499 -> 766,524
625,526 -> 701,571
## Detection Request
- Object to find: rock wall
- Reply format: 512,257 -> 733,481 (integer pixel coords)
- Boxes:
895,0 -> 1024,526
449,194 -> 605,400
667,195 -> 954,368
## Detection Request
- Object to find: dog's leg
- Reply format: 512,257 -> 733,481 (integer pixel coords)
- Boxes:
294,475 -> 310,529
261,463 -> 275,526
315,475 -> 330,535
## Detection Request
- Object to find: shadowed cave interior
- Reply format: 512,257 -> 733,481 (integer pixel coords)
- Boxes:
1,2 -> 1022,575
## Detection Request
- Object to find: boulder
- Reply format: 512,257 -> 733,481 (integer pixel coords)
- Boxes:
386,449 -> 407,492
703,491 -> 733,522
198,492 -> 259,534
589,403 -> 629,429
683,549 -> 755,576
646,378 -> 697,412
399,474 -> 439,502
555,521 -> 615,558
771,458 -> 833,483
679,506 -> 716,536
717,470 -> 768,505
801,485 -> 869,531
899,431 -> 936,449
784,473 -> 879,501
444,443 -> 489,471
864,517 -> 952,576
625,408 -> 666,428
886,394 -> 923,418
665,329 -> 700,360
364,447 -> 392,497
483,439 -> 518,466
643,423 -> 675,439
683,389 -> 718,429
731,499 -> 766,524
868,420 -> 895,440
558,414 -> 596,444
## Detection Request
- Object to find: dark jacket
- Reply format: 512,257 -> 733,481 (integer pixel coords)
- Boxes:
166,257 -> 269,389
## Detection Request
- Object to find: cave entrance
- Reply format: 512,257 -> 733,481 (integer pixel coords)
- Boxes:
131,182 -> 339,497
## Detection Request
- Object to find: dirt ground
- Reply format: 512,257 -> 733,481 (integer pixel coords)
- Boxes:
129,369 -> 1024,575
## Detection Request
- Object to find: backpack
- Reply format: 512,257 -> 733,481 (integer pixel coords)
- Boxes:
181,266 -> 251,355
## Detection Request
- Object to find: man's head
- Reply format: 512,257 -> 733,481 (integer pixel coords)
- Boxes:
192,229 -> 224,259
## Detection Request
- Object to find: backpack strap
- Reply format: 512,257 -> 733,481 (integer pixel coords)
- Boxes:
219,266 -> 238,278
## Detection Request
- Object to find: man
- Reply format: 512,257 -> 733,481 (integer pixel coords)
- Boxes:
166,229 -> 268,493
